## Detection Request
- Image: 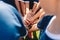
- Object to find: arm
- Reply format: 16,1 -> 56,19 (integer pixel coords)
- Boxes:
25,2 -> 29,14
32,2 -> 41,15
11,6 -> 28,38
20,2 -> 26,16
15,0 -> 21,13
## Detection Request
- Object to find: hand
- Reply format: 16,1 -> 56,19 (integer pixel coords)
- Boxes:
23,11 -> 33,26
28,24 -> 38,32
26,17 -> 35,25
23,19 -> 30,26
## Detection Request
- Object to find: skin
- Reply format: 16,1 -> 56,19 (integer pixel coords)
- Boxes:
32,1 -> 41,15
24,1 -> 44,26
29,0 -> 60,35
27,8 -> 45,24
40,0 -> 60,34
28,11 -> 45,32
23,2 -> 38,26
15,0 -> 26,17
15,0 -> 21,13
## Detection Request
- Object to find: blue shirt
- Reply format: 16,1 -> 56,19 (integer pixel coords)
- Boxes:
0,1 -> 27,40
24,0 -> 39,2
2,0 -> 17,9
37,15 -> 54,30
37,15 -> 54,40
19,0 -> 39,3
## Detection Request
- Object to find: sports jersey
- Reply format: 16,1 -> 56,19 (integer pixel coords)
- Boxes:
37,15 -> 56,40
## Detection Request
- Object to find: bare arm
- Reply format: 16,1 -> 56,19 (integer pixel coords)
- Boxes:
15,0 -> 21,13
20,2 -> 26,16
32,2 -> 41,15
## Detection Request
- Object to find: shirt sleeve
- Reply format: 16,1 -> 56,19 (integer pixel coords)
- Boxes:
11,5 -> 28,37
0,3 -> 27,39
37,15 -> 53,30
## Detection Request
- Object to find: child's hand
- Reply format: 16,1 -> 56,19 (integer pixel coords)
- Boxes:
26,17 -> 35,25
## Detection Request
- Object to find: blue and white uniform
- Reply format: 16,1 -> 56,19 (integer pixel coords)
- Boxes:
0,1 -> 27,40
37,15 -> 57,40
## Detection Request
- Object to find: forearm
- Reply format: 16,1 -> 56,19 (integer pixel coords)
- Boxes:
32,3 -> 37,13
32,2 -> 41,15
25,3 -> 29,14
15,0 -> 21,13
21,2 -> 26,16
